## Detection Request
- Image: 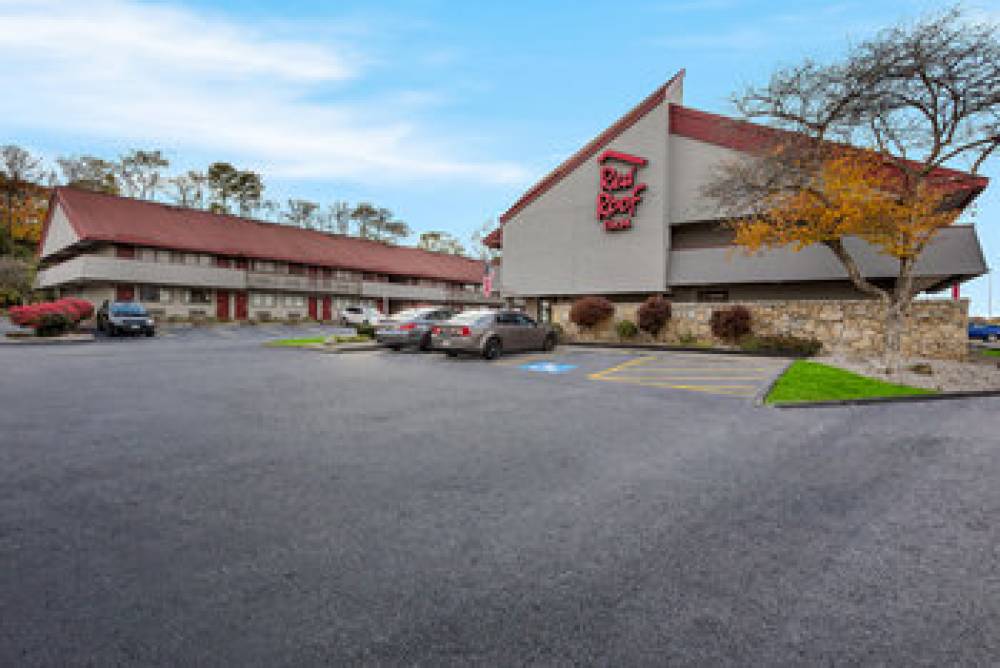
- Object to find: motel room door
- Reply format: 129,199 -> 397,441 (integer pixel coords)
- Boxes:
322,296 -> 332,321
115,284 -> 134,301
216,290 -> 230,320
308,296 -> 319,320
234,291 -> 248,320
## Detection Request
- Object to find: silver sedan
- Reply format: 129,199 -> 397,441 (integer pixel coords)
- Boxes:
431,310 -> 557,360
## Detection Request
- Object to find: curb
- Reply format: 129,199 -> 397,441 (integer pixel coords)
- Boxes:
754,359 -> 794,406
564,341 -> 810,359
770,389 -> 1000,409
0,334 -> 96,345
323,343 -> 381,354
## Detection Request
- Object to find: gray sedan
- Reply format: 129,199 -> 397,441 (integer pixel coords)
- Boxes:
376,307 -> 456,351
431,310 -> 557,360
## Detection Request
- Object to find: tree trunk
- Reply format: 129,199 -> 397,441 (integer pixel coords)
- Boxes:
883,297 -> 906,374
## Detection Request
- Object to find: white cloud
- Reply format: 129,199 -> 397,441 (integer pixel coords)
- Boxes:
0,0 -> 527,185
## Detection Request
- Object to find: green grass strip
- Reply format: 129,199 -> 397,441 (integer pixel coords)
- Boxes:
979,349 -> 1000,358
264,337 -> 326,347
767,360 -> 934,404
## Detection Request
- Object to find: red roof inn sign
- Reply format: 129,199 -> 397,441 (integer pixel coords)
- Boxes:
595,149 -> 648,231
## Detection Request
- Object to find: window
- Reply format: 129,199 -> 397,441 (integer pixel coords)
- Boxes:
288,264 -> 305,276
251,292 -> 277,308
116,245 -> 136,259
170,251 -> 185,264
255,260 -> 275,273
156,249 -> 172,263
515,314 -> 537,327
285,294 -> 306,308
139,285 -> 162,302
186,289 -> 212,305
697,290 -> 729,303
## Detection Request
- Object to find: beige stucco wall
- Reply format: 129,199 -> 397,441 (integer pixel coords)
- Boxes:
552,298 -> 969,360
39,204 -> 79,258
668,135 -> 744,223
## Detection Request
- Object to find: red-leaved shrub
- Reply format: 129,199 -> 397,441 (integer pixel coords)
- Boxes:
710,305 -> 751,343
637,295 -> 672,336
569,296 -> 614,328
8,298 -> 94,336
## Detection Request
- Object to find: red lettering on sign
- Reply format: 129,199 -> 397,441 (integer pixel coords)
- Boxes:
596,151 -> 647,232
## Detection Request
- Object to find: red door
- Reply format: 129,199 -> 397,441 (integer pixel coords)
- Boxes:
234,292 -> 248,320
216,290 -> 230,319
308,296 -> 319,320
322,296 -> 332,321
115,284 -> 134,301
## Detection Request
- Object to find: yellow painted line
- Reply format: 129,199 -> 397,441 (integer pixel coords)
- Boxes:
594,377 -> 758,389
588,355 -> 655,380
620,366 -> 772,371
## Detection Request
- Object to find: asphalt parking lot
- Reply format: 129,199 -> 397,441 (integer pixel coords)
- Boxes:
2,328 -> 999,665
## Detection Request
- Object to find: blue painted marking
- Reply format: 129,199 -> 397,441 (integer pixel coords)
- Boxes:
519,361 -> 577,375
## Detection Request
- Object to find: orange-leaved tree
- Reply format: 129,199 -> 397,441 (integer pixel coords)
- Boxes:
729,153 -> 958,367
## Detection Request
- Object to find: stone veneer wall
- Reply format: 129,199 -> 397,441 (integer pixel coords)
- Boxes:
552,299 -> 969,360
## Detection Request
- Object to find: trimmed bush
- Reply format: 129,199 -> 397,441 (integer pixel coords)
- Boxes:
569,296 -> 614,328
8,298 -> 94,337
710,305 -> 751,343
616,319 -> 638,339
637,295 -> 671,336
354,323 -> 376,339
739,335 -> 822,356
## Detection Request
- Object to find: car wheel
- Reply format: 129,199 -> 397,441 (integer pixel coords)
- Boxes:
542,334 -> 556,352
418,333 -> 432,351
145,329 -> 155,337
482,337 -> 502,360
388,345 -> 402,351
446,351 -> 459,358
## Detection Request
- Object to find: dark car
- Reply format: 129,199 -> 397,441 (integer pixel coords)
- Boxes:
431,309 -> 557,360
969,322 -> 1000,342
376,307 -> 455,351
96,301 -> 155,337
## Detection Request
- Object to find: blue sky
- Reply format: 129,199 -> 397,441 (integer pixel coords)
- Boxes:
3,0 -> 999,314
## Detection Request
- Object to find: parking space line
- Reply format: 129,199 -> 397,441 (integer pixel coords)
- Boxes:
588,355 -> 654,380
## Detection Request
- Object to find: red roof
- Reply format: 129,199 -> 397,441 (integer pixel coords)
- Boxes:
46,187 -> 485,284
483,226 -> 503,249
669,105 -> 990,193
499,79 -> 988,225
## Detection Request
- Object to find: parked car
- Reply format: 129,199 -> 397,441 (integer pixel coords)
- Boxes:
969,322 -> 1000,342
376,307 -> 455,351
431,309 -> 557,360
340,305 -> 381,327
96,301 -> 155,337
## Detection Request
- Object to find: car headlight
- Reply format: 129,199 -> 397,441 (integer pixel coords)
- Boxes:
146,318 -> 154,325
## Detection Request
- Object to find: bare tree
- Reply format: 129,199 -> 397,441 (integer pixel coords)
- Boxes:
169,170 -> 207,209
351,202 -> 378,239
119,149 -> 169,200
328,201 -> 351,235
702,6 -> 999,369
57,155 -> 120,194
283,199 -> 320,229
470,218 -> 502,262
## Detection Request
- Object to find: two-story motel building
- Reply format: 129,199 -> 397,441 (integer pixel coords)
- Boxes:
487,70 -> 989,321
36,187 -> 500,320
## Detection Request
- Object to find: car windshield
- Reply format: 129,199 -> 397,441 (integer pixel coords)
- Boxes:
449,311 -> 492,325
111,303 -> 148,317
392,308 -> 434,321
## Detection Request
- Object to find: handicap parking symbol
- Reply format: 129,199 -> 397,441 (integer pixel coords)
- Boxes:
519,361 -> 577,375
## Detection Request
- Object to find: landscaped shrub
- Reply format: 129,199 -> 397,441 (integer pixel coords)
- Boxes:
710,305 -> 751,343
8,298 -> 94,337
569,296 -> 614,328
616,319 -> 638,339
637,295 -> 671,336
354,323 -> 376,339
739,335 -> 822,356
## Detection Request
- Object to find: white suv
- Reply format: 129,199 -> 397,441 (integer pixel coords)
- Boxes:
340,305 -> 381,326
